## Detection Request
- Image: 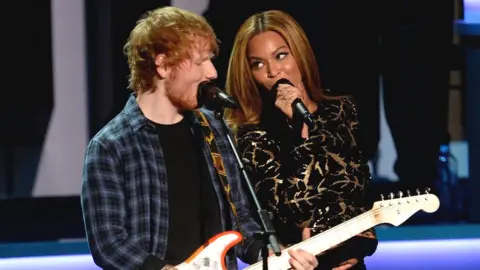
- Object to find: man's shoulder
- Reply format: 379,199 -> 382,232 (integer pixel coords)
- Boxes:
89,110 -> 132,150
198,108 -> 218,122
198,108 -> 226,131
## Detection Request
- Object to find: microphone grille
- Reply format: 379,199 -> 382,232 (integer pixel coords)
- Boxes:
271,78 -> 293,92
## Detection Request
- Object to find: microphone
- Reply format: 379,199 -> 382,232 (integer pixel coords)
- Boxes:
197,81 -> 238,110
271,78 -> 315,129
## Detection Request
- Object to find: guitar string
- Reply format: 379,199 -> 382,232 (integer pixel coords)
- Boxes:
245,195 -> 431,269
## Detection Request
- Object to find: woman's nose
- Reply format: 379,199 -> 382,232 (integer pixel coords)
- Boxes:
267,63 -> 281,78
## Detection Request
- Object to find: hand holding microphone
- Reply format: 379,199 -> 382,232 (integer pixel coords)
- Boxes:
271,79 -> 315,130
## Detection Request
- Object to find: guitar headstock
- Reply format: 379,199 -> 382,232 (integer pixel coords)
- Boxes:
371,188 -> 440,226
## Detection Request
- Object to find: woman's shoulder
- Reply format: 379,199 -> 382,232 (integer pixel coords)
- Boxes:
314,94 -> 358,124
235,123 -> 268,141
317,94 -> 357,114
320,94 -> 356,107
236,122 -> 261,133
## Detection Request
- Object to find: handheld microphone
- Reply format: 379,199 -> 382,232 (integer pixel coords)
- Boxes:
197,81 -> 238,110
271,78 -> 315,129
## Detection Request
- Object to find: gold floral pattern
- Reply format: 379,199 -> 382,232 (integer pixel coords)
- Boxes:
236,97 -> 376,245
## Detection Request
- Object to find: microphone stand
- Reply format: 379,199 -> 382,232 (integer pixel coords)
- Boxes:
212,108 -> 281,270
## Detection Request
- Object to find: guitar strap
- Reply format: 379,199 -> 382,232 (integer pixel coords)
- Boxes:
192,110 -> 244,236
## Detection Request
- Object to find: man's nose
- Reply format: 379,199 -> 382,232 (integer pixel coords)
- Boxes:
205,60 -> 218,80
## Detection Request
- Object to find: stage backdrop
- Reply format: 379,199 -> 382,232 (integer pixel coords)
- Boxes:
32,0 -> 89,197
0,0 -> 467,199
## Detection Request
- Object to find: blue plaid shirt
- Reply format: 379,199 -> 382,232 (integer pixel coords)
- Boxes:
81,94 -> 262,270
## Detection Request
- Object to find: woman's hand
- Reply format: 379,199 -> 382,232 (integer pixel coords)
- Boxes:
275,83 -> 311,139
302,228 -> 359,270
274,83 -> 305,119
288,248 -> 319,270
332,258 -> 359,270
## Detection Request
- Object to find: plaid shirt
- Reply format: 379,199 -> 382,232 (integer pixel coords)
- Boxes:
81,94 -> 262,270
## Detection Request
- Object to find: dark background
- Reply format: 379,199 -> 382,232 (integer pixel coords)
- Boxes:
0,0 -> 468,244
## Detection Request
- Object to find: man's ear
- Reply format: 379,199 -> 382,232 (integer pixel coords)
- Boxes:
155,54 -> 170,79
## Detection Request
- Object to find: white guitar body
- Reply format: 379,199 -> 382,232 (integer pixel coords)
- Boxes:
175,231 -> 243,270
175,192 -> 440,270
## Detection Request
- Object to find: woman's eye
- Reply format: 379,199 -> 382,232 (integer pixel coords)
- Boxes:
251,62 -> 264,69
277,52 -> 288,60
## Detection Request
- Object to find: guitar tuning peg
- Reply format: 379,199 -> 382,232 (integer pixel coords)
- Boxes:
380,194 -> 385,201
389,192 -> 394,199
406,190 -> 411,197
425,187 -> 431,194
416,189 -> 421,195
397,191 -> 403,198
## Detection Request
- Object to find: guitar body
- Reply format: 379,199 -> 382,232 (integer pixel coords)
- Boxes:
175,192 -> 440,270
175,231 -> 242,270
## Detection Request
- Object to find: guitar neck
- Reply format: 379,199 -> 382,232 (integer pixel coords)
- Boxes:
287,210 -> 377,255
245,210 -> 378,270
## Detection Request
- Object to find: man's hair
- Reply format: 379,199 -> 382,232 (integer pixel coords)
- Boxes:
123,6 -> 219,94
224,10 -> 325,128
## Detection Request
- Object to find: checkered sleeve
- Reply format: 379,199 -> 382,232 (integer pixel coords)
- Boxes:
81,139 -> 158,270
231,181 -> 265,265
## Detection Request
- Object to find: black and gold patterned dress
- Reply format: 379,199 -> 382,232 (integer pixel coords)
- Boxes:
236,97 -> 378,269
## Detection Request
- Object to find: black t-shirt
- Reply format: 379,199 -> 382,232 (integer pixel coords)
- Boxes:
154,117 -> 223,264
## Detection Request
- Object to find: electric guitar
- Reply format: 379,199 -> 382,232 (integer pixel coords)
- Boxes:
173,190 -> 440,269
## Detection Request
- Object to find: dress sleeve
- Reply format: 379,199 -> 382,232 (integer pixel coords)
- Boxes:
341,96 -> 378,254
